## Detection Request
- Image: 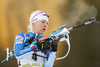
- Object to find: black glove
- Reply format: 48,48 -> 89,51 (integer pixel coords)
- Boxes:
51,35 -> 63,52
36,39 -> 51,51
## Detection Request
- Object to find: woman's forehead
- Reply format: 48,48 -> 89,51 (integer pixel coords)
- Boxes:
39,19 -> 49,23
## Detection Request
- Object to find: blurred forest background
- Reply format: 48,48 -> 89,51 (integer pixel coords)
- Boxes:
0,0 -> 100,67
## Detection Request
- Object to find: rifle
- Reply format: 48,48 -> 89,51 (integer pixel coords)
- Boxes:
1,17 -> 100,63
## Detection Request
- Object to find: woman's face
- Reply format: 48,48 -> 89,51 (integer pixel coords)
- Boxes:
32,19 -> 49,35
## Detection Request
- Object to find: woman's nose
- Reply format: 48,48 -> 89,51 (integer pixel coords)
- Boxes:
44,23 -> 48,27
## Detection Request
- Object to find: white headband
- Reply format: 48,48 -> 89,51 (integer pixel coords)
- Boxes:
30,11 -> 49,24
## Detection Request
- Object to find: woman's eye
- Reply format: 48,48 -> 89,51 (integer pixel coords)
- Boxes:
41,21 -> 49,25
46,23 -> 48,25
42,21 -> 45,23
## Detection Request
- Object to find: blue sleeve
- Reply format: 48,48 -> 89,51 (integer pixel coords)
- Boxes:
14,32 -> 33,57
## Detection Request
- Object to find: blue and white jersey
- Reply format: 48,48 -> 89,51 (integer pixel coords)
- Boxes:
14,32 -> 56,67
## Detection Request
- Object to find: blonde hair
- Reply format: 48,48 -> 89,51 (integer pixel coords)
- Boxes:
27,10 -> 42,32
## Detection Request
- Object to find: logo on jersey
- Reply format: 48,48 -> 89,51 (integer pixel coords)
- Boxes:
15,39 -> 23,44
39,35 -> 49,41
16,36 -> 23,40
26,37 -> 31,39
20,50 -> 23,53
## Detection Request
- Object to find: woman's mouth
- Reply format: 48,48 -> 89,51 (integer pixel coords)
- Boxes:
43,28 -> 46,31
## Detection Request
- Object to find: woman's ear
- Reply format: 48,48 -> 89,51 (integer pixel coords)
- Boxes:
31,23 -> 35,28
31,22 -> 35,32
32,23 -> 34,26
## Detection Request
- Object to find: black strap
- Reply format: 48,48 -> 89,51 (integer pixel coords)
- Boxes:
37,54 -> 47,58
18,61 -> 21,66
32,53 -> 47,61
